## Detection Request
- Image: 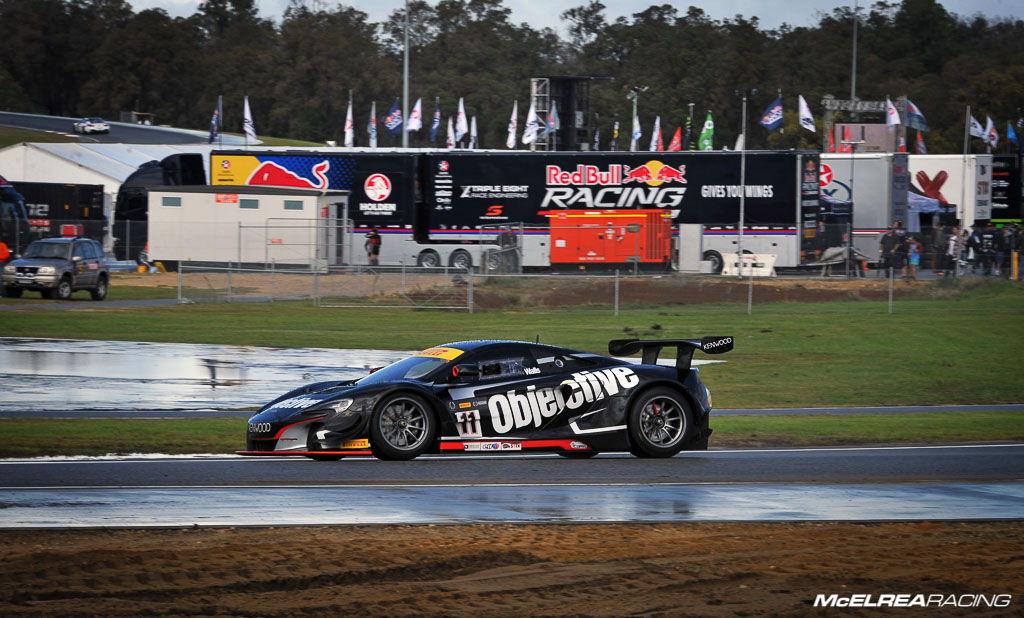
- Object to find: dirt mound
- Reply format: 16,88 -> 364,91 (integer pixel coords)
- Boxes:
2,521 -> 1019,616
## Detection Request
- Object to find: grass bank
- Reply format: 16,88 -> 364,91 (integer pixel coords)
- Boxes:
0,126 -> 76,148
1,412 -> 1020,457
1,281 -> 1022,408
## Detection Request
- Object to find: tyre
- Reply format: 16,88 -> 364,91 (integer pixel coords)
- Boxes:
53,277 -> 73,300
557,451 -> 598,459
449,249 -> 472,271
40,289 -> 53,299
416,250 -> 441,268
369,393 -> 436,460
627,387 -> 694,458
703,251 -> 724,274
4,287 -> 23,298
90,276 -> 108,300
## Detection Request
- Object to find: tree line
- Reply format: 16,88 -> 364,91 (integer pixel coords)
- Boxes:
0,0 -> 1021,153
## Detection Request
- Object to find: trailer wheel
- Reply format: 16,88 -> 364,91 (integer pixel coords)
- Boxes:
416,250 -> 441,268
449,249 -> 472,271
703,251 -> 724,274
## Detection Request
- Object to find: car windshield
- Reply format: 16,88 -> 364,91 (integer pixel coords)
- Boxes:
355,356 -> 447,386
23,242 -> 68,259
88,118 -> 104,122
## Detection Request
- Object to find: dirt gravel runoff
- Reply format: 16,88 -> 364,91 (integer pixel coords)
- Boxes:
2,521 -> 1020,616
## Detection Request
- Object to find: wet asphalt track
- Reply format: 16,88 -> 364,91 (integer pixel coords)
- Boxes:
2,445 -> 1022,526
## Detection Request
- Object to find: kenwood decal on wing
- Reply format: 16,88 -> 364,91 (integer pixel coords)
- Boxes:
487,367 -> 639,433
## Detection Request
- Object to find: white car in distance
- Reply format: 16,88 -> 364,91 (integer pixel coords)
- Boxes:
72,118 -> 110,134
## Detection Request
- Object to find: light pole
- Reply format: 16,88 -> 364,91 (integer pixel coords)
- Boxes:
736,88 -> 756,276
401,0 -> 410,148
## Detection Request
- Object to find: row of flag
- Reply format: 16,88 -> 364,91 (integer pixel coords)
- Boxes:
209,93 -> 1022,155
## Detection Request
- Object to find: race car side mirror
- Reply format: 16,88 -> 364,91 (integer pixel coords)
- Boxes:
451,364 -> 479,381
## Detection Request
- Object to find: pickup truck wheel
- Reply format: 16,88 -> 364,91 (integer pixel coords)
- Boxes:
54,277 -> 73,300
4,287 -> 23,298
90,276 -> 108,300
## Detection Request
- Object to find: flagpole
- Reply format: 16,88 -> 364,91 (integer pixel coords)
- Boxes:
738,91 -> 747,273
963,105 -> 970,154
401,0 -> 410,149
243,95 -> 247,150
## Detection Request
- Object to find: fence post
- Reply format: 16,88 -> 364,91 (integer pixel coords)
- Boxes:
614,270 -> 620,316
467,270 -> 474,313
401,261 -> 406,290
888,267 -> 894,314
270,259 -> 276,302
747,260 -> 753,315
313,267 -> 320,307
177,264 -> 183,303
226,268 -> 232,303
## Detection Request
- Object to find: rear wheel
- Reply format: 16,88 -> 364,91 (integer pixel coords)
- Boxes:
370,394 -> 436,460
416,250 -> 441,268
703,251 -> 723,274
627,387 -> 694,458
90,276 -> 108,300
449,249 -> 472,271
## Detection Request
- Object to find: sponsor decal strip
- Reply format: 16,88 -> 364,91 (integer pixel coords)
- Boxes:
236,450 -> 373,456
440,439 -> 592,451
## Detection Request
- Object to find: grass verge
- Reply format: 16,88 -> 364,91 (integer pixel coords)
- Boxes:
0,126 -> 76,148
1,412 -> 1020,457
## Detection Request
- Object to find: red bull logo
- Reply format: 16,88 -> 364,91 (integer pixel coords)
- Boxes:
542,160 -> 687,210
248,160 -> 330,190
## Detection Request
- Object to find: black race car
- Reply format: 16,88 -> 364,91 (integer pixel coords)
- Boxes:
238,337 -> 732,460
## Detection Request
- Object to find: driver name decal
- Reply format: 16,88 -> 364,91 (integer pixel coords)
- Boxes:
487,367 -> 639,433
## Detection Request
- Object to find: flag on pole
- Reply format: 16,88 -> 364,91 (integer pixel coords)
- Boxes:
521,100 -> 541,145
429,99 -> 441,142
368,101 -> 378,148
667,127 -> 682,151
698,112 -> 714,151
242,96 -> 257,143
885,97 -> 901,126
630,113 -> 641,151
759,95 -> 783,131
684,111 -> 694,150
343,98 -> 354,147
968,115 -> 985,139
798,95 -> 816,132
915,132 -> 927,154
207,95 -> 222,143
1008,120 -> 1018,146
382,99 -> 403,136
469,116 -> 478,149
897,134 -> 906,152
648,116 -> 661,151
455,98 -> 469,143
906,99 -> 928,131
985,116 -> 998,148
406,98 -> 423,132
734,133 -> 744,151
446,116 -> 455,148
610,120 -> 619,151
544,101 -> 560,136
506,100 -> 518,149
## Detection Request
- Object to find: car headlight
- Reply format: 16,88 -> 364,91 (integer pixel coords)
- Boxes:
36,266 -> 55,275
2,265 -> 14,273
325,399 -> 354,413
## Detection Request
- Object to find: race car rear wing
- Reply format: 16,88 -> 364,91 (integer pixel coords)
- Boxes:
608,337 -> 733,379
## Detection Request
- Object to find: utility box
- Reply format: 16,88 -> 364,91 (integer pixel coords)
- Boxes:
545,209 -> 671,270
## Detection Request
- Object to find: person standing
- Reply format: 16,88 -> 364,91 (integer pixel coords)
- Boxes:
364,226 -> 382,266
879,228 -> 901,276
906,235 -> 922,281
978,222 -> 997,276
944,226 -> 961,277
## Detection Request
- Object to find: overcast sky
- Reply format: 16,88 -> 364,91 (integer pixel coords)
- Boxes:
131,0 -> 1024,31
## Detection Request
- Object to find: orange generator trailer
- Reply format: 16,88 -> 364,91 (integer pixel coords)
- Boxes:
544,209 -> 672,271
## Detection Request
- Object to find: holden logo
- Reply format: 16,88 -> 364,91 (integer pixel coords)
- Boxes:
439,160 -> 449,172
220,159 -> 231,169
364,173 -> 392,201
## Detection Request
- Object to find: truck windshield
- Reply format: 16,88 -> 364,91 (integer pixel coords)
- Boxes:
23,242 -> 69,259
356,356 -> 446,385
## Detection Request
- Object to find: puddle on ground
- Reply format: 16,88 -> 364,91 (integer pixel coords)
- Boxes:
0,338 -> 410,411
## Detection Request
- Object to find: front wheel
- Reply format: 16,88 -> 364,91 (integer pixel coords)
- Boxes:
370,394 -> 436,460
4,287 -> 23,298
627,387 -> 694,458
53,278 -> 73,300
416,250 -> 441,268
